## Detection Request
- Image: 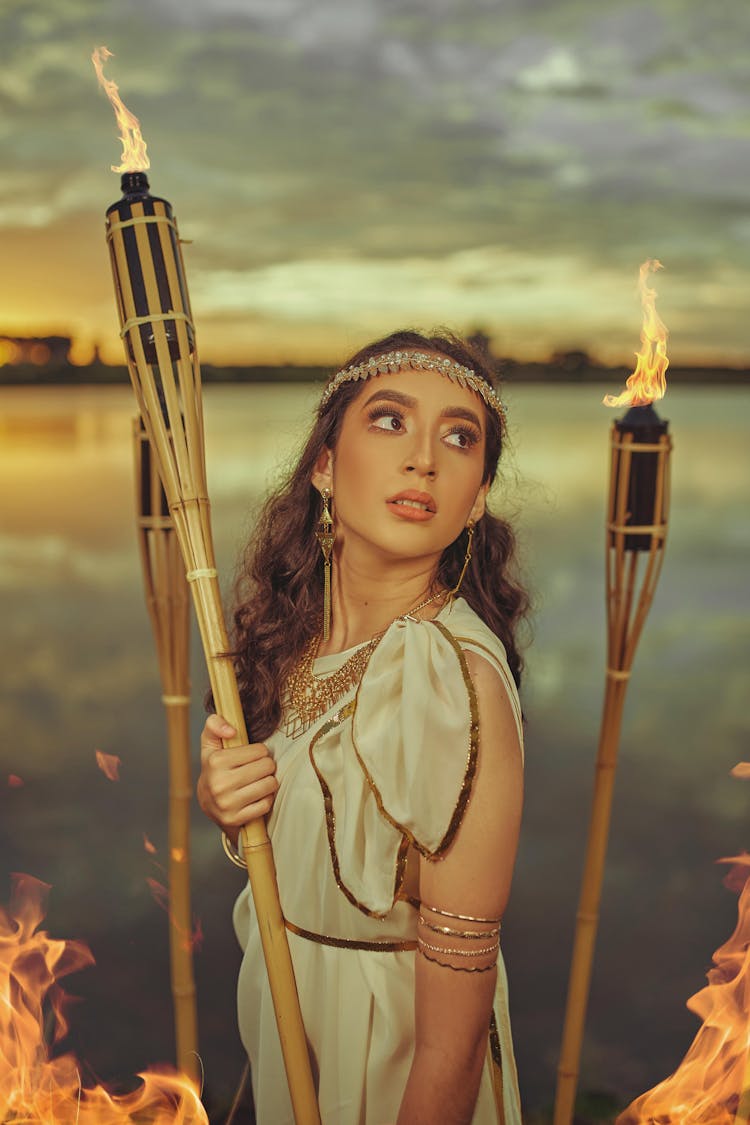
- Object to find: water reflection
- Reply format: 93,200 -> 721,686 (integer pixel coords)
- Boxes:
0,382 -> 748,1114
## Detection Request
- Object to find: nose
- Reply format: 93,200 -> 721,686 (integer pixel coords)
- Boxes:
404,434 -> 437,478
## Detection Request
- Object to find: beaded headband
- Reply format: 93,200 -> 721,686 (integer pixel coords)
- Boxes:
318,349 -> 506,424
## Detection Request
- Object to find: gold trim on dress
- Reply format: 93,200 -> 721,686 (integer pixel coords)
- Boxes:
308,699 -> 407,919
349,618 -> 480,862
285,918 -> 417,952
452,634 -> 523,736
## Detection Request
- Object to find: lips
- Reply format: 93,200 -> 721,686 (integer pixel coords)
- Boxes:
386,490 -> 437,520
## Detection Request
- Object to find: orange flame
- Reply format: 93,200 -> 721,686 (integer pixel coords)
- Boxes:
91,46 -> 150,174
0,873 -> 207,1123
617,854 -> 750,1124
604,259 -> 669,408
95,748 -> 121,781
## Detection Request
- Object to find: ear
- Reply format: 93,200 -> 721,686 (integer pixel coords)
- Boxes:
468,481 -> 489,524
311,446 -> 334,494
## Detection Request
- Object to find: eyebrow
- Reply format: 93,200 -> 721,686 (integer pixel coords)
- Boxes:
361,388 -> 484,431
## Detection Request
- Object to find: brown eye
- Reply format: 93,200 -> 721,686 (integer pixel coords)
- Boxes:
368,409 -> 404,432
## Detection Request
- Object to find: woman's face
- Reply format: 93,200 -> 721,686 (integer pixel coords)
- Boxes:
312,362 -> 489,570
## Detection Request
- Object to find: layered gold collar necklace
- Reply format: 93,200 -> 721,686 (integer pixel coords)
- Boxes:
283,589 -> 449,738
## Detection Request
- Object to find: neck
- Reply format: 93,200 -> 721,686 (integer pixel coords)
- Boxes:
320,549 -> 446,655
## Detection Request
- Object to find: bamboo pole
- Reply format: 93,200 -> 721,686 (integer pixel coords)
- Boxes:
133,417 -> 199,1081
105,174 -> 320,1124
554,422 -> 672,1124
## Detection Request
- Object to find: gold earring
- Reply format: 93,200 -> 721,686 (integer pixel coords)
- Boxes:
449,520 -> 475,598
316,487 -> 334,641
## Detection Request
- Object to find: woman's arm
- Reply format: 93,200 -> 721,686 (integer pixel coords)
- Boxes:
396,650 -> 524,1125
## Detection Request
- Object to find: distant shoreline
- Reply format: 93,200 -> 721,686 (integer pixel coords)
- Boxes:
1,360 -> 748,387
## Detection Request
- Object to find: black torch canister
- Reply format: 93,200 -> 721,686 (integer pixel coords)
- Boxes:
106,172 -> 194,364
610,402 -> 671,553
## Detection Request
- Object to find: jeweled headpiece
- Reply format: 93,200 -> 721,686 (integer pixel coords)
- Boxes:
318,349 -> 506,424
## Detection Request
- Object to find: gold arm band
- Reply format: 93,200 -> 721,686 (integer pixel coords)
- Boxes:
161,694 -> 191,706
420,901 -> 502,924
418,947 -> 497,974
419,915 -> 501,939
221,831 -> 247,869
605,668 -> 631,681
418,936 -> 499,958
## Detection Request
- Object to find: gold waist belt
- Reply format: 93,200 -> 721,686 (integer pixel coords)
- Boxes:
285,918 -> 417,953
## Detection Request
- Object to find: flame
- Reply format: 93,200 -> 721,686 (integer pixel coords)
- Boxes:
144,833 -> 158,855
0,873 -> 207,1123
95,749 -> 121,781
91,46 -> 150,174
617,855 -> 750,1124
604,259 -> 669,408
731,763 -> 750,780
7,774 -> 24,788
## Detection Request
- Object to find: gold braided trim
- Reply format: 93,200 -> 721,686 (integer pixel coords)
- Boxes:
417,947 -> 496,974
285,919 -> 417,952
120,310 -> 194,338
161,694 -> 191,706
348,618 -> 480,863
309,701 -> 409,920
185,567 -> 218,582
106,213 -> 179,237
319,349 -> 506,423
452,634 -> 523,738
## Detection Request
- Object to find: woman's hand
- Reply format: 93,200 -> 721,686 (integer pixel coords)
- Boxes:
196,714 -> 279,840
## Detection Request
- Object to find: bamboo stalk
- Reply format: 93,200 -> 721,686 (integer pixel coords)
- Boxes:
554,423 -> 672,1124
133,419 -> 199,1081
106,179 -> 319,1123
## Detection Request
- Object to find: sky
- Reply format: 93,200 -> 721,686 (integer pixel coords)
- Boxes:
1,0 -> 749,366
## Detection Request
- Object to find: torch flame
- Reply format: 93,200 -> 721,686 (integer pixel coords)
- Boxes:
91,46 -> 150,174
0,873 -> 207,1123
604,259 -> 669,408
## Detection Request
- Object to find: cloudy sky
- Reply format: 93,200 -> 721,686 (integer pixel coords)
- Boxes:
1,0 -> 749,365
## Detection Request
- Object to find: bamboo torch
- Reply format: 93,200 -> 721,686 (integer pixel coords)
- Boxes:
554,260 -> 673,1124
92,48 -> 320,1123
133,415 -> 198,1081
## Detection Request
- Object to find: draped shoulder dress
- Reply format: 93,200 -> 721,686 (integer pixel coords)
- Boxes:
233,596 -> 524,1124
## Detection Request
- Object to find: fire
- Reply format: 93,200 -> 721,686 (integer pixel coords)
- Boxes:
617,854 -> 750,1124
604,259 -> 669,408
0,873 -> 207,1123
95,748 -> 121,781
91,46 -> 150,174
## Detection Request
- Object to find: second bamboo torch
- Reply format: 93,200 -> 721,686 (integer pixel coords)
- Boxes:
555,259 -> 673,1124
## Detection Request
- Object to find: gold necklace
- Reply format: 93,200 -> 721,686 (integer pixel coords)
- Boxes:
283,589 -> 449,738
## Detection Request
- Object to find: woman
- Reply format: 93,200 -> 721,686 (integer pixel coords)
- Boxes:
197,329 -> 529,1124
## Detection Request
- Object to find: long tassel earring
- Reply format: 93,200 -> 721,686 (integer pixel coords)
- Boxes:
449,519 -> 475,598
316,487 -> 334,641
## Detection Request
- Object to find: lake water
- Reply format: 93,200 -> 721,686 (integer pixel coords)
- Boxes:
0,381 -> 748,1118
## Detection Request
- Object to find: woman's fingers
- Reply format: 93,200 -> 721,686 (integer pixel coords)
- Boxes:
201,713 -> 236,755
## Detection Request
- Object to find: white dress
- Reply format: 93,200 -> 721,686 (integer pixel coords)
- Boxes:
233,597 -> 524,1124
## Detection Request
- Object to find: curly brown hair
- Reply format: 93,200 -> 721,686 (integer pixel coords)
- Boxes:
230,329 -> 530,741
